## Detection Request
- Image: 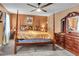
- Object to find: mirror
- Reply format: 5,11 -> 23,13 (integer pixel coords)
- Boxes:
61,12 -> 79,33
67,16 -> 79,32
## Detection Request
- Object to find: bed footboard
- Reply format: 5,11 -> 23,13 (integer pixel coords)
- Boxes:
14,39 -> 56,54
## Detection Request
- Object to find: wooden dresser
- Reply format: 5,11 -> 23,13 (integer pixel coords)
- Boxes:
65,32 -> 79,55
57,12 -> 79,55
55,32 -> 79,55
55,33 -> 65,48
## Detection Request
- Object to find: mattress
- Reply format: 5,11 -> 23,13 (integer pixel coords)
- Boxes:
17,39 -> 51,43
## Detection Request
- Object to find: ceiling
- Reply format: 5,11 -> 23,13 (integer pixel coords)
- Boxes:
2,3 -> 79,16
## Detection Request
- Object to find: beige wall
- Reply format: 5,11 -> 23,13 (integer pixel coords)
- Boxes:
47,15 -> 53,32
47,14 -> 54,38
0,4 -> 8,45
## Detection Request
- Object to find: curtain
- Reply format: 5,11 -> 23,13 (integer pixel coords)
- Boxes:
3,13 -> 10,45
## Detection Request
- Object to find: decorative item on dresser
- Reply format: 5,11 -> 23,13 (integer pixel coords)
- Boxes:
55,12 -> 79,55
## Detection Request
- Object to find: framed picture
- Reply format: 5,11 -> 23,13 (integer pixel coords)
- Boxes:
20,16 -> 33,31
24,15 -> 33,25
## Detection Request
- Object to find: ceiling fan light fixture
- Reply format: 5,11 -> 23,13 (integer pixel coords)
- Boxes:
36,8 -> 41,12
27,3 -> 53,12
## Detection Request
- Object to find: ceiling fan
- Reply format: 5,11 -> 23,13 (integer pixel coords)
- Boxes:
27,3 -> 53,12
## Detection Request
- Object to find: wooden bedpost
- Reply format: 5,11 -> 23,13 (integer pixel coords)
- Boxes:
52,13 -> 56,50
14,10 -> 18,54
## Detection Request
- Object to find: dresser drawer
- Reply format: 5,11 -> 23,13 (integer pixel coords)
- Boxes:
73,46 -> 79,53
65,44 -> 72,49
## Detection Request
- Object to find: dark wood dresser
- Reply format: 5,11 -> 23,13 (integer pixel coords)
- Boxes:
55,12 -> 79,55
65,32 -> 79,55
55,32 -> 79,55
55,33 -> 65,48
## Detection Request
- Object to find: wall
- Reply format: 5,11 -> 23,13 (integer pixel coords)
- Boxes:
47,14 -> 54,39
47,15 -> 53,32
33,16 -> 47,31
0,4 -> 9,45
10,14 -> 26,32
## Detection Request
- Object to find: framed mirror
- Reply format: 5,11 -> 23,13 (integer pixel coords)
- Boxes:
67,16 -> 79,32
61,12 -> 79,33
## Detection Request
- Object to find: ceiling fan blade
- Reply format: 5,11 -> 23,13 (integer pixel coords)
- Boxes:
27,4 -> 37,8
30,9 -> 36,12
41,9 -> 47,12
41,3 -> 53,8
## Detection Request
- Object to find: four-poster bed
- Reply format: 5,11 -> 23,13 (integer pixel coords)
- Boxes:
14,10 -> 56,54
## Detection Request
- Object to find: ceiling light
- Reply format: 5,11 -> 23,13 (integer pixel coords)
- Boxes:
36,8 -> 41,12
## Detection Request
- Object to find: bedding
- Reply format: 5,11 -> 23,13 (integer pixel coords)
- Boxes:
17,30 -> 53,39
14,30 -> 55,54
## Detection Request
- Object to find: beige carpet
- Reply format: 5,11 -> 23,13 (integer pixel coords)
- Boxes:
0,40 -> 74,56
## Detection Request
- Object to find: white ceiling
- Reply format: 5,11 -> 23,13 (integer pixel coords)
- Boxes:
2,3 -> 79,16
